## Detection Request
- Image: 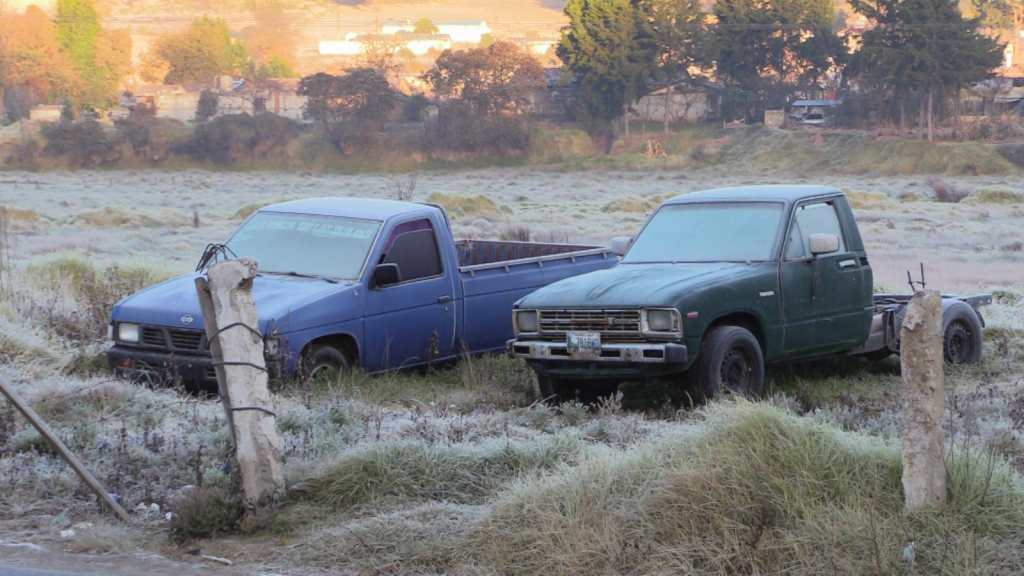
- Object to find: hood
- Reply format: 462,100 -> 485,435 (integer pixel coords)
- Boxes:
518,262 -> 754,309
111,273 -> 355,333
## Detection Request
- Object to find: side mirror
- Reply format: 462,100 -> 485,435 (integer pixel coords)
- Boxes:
809,233 -> 840,256
610,236 -> 633,257
371,263 -> 401,288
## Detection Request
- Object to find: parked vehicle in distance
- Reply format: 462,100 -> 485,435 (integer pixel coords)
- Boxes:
108,198 -> 617,388
510,185 -> 991,402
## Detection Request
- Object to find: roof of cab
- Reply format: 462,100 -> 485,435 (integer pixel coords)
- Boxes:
667,185 -> 842,205
258,197 -> 435,221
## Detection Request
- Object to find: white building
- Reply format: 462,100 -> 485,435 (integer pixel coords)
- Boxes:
319,40 -> 365,56
436,20 -> 491,44
320,33 -> 452,57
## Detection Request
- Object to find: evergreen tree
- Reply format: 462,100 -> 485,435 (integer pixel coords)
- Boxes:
851,0 -> 1003,139
711,0 -> 846,122
557,0 -> 657,149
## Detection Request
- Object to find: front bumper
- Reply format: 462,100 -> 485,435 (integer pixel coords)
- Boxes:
107,345 -> 216,386
106,345 -> 285,386
508,339 -> 688,364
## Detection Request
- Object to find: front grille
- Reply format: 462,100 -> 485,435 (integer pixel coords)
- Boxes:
169,330 -> 203,351
141,327 -> 167,347
538,309 -> 643,342
138,325 -> 207,353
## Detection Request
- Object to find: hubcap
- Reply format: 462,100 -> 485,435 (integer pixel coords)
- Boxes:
720,349 -> 752,392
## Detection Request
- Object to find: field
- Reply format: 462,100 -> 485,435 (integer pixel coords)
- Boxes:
1,166 -> 1024,574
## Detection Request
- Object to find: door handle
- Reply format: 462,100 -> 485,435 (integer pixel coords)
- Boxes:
437,295 -> 452,304
838,259 -> 857,269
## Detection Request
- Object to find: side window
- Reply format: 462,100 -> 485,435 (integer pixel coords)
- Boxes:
785,220 -> 806,259
792,202 -> 846,255
380,219 -> 443,283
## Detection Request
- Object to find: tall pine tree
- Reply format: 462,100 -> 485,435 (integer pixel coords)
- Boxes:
851,0 -> 1003,139
557,0 -> 657,150
711,0 -> 846,122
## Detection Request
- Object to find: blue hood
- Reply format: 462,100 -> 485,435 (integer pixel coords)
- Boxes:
111,273 -> 358,334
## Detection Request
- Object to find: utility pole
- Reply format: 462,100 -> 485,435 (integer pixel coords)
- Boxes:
900,289 -> 946,512
195,258 -> 285,509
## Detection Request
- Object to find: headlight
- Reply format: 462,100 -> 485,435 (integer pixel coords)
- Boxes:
643,309 -> 681,336
117,322 -> 140,343
514,310 -> 539,334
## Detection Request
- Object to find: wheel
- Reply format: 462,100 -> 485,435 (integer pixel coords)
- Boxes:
690,326 -> 765,399
943,302 -> 983,365
536,373 -> 576,404
301,344 -> 351,385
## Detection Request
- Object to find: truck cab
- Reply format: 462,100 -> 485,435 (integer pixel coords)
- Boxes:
510,185 -> 987,402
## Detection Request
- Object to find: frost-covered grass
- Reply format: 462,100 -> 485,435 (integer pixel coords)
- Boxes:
0,172 -> 1022,573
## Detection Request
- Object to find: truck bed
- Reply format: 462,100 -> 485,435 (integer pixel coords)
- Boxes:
455,240 -> 617,354
455,239 -> 605,269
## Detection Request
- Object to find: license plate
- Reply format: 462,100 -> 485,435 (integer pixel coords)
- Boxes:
566,331 -> 601,359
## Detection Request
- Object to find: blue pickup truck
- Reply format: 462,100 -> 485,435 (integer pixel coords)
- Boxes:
107,198 -> 616,387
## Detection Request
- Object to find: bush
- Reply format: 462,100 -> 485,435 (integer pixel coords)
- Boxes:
115,108 -> 189,163
429,103 -> 530,154
927,177 -> 971,203
176,113 -> 301,166
40,120 -> 120,168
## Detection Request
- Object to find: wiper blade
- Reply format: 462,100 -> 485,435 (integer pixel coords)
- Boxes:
263,270 -> 339,284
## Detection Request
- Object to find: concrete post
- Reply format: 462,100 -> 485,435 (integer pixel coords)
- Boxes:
900,289 -> 946,512
195,258 -> 285,508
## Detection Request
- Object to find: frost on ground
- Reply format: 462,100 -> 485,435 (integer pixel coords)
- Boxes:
0,169 -> 1022,574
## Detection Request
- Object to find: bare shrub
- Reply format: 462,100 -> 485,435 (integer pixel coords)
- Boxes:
26,258 -> 165,343
391,173 -> 418,202
927,177 -> 970,203
1001,241 -> 1023,252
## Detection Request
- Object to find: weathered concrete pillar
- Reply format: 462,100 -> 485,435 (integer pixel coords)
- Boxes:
196,258 -> 285,508
900,289 -> 946,512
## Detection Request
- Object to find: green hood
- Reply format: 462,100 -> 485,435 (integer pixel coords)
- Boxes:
519,262 -> 760,309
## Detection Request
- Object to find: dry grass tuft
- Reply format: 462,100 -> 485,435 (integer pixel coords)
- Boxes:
295,433 -> 584,510
233,197 -> 298,219
602,196 -> 662,214
168,486 -> 244,543
845,190 -> 897,210
425,192 -> 501,218
72,207 -> 186,228
474,401 -> 1024,576
964,187 -> 1024,205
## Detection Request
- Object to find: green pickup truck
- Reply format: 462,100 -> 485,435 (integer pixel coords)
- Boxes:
509,185 -> 991,402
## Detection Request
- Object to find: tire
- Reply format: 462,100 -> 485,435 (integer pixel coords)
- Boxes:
943,302 -> 983,365
690,326 -> 765,400
301,344 -> 351,385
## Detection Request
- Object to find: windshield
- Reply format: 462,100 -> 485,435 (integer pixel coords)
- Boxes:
226,212 -> 381,280
624,203 -> 784,263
